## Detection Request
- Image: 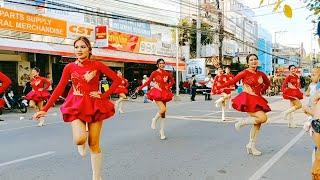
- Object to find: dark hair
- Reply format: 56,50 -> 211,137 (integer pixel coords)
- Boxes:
311,119 -> 320,133
288,65 -> 296,70
32,67 -> 40,73
156,58 -> 165,66
225,66 -> 230,70
74,36 -> 92,58
246,54 -> 258,64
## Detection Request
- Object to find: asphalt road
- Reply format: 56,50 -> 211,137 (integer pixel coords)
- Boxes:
0,95 -> 314,180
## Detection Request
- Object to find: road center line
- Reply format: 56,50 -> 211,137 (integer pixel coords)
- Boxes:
0,151 -> 55,167
0,121 -> 62,133
248,130 -> 305,180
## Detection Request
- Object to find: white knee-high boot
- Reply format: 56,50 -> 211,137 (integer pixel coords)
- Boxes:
91,152 -> 102,180
118,100 -> 124,113
159,118 -> 166,140
151,113 -> 161,130
78,144 -> 87,157
235,118 -> 256,131
38,117 -> 45,127
215,97 -> 224,107
288,112 -> 297,128
283,107 -> 296,121
246,127 -> 262,156
221,106 -> 225,121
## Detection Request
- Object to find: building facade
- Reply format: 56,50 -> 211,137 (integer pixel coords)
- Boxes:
0,0 -> 185,93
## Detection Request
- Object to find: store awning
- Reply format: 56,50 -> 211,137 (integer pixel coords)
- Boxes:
0,37 -> 185,69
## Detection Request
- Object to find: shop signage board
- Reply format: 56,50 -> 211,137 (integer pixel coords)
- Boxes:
0,7 -> 67,38
68,23 -> 95,41
109,19 -> 151,37
95,25 -> 108,47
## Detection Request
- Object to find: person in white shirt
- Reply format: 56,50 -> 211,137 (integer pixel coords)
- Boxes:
204,73 -> 213,100
142,75 -> 149,103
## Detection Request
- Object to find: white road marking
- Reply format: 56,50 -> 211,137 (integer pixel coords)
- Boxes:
0,121 -> 62,133
0,151 -> 55,167
248,130 -> 305,180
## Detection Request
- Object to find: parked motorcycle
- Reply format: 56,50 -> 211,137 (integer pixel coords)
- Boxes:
0,88 -> 28,115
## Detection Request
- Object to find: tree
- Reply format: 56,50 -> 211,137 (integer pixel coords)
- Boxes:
304,0 -> 320,19
177,18 -> 215,58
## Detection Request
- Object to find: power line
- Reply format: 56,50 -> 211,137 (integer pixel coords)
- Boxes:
3,0 -> 296,62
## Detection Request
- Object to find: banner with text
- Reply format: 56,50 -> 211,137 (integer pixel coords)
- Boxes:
0,7 -> 67,38
107,30 -> 140,52
186,58 -> 206,81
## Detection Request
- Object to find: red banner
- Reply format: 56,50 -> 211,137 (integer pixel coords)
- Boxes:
107,30 -> 140,52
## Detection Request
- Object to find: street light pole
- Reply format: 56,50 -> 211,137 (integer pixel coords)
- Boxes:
175,27 -> 180,98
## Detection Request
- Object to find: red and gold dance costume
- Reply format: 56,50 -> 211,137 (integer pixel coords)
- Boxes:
218,69 -> 271,113
281,74 -> 303,100
223,73 -> 235,94
211,74 -> 225,95
138,69 -> 174,103
25,76 -> 51,102
42,60 -> 121,123
0,72 -> 12,108
114,77 -> 128,94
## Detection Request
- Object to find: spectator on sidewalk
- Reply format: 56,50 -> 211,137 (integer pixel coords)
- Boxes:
190,75 -> 197,101
142,75 -> 149,103
204,73 -> 213,100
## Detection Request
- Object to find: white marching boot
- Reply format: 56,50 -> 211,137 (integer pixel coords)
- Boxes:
235,118 -> 256,131
151,113 -> 161,130
159,118 -> 166,140
118,101 -> 124,114
91,153 -> 103,180
283,107 -> 296,121
288,112 -> 297,128
37,118 -> 45,127
77,144 -> 87,157
246,141 -> 262,156
221,108 -> 226,121
215,97 -> 224,108
246,128 -> 262,156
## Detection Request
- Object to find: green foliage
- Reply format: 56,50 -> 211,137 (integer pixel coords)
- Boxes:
178,18 -> 215,58
305,0 -> 320,19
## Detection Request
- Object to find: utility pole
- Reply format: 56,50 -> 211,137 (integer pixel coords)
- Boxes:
218,0 -> 224,66
196,0 -> 201,58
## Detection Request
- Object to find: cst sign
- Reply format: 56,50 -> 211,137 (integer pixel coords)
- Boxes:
67,23 -> 95,41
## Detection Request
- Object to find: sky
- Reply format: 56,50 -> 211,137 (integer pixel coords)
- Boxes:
239,0 -> 318,54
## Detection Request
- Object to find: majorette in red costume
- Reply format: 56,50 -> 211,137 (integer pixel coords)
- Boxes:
113,71 -> 129,114
217,54 -> 270,156
34,36 -> 122,180
114,76 -> 128,95
0,71 -> 12,109
282,74 -> 303,100
223,71 -> 235,95
281,65 -> 304,128
25,74 -> 51,103
212,67 -> 236,121
220,69 -> 270,113
42,60 -> 121,123
137,58 -> 174,140
211,69 -> 225,95
139,69 -> 174,103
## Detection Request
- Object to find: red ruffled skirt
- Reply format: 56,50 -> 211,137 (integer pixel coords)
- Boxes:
60,94 -> 115,123
113,87 -> 128,94
25,90 -> 50,102
223,88 -> 233,95
232,92 -> 271,113
282,88 -> 303,100
0,98 -> 5,108
147,88 -> 173,102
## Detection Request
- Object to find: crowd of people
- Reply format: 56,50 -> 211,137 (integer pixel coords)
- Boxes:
1,36 -> 320,179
